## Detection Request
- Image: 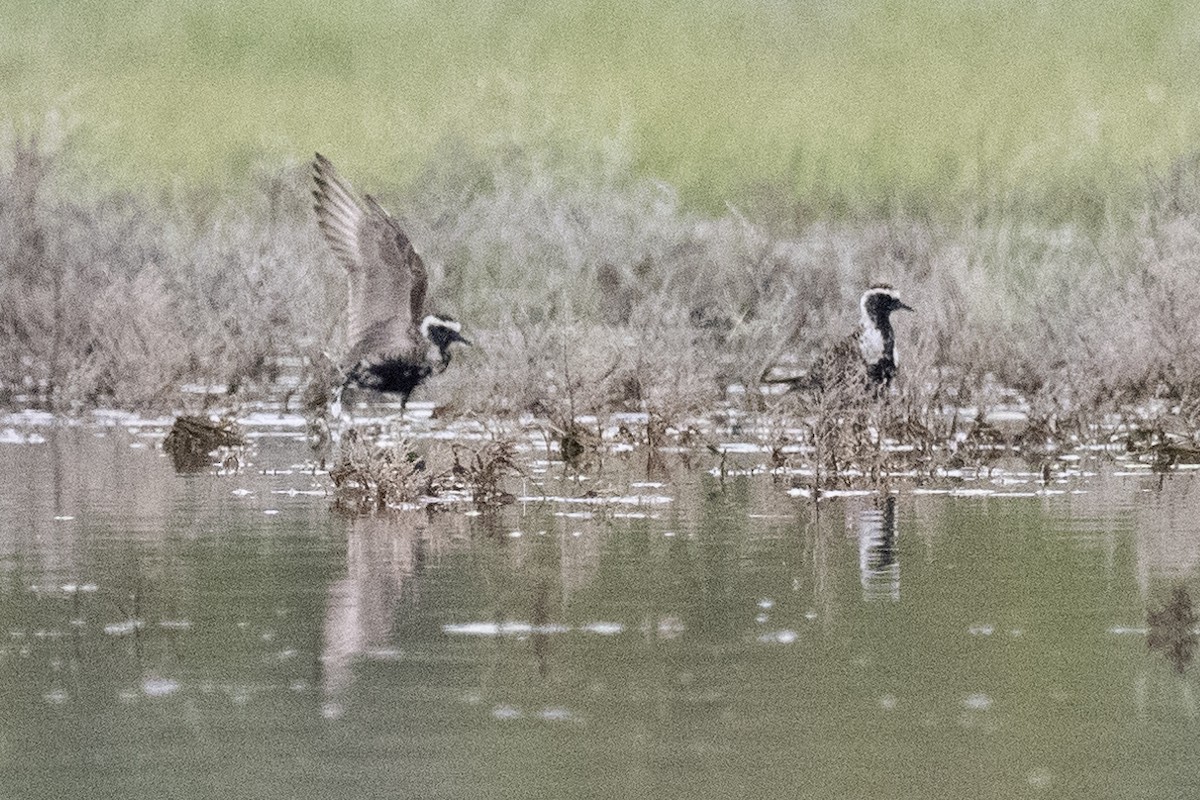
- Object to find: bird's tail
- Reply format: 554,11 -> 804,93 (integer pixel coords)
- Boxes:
759,364 -> 817,391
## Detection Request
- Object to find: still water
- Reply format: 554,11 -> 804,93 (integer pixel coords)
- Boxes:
1,410 -> 1198,799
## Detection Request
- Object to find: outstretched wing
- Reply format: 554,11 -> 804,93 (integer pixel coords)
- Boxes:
311,153 -> 428,358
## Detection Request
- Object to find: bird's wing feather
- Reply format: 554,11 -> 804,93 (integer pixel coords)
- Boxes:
312,154 -> 428,359
807,334 -> 866,391
362,194 -> 427,326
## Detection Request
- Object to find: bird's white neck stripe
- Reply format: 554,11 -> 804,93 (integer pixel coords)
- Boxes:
420,315 -> 461,337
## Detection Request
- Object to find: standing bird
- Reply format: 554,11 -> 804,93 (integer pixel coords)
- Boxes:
311,153 -> 470,410
765,285 -> 914,393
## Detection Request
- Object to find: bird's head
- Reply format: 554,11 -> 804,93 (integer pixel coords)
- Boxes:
860,285 -> 914,329
420,314 -> 472,369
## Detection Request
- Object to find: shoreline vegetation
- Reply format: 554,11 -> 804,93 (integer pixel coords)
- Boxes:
4,133 -> 1200,484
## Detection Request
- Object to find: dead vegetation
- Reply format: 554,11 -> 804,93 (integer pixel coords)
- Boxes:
7,133 -> 1200,461
328,431 -> 427,513
449,439 -> 523,509
327,428 -> 525,515
161,415 -> 245,473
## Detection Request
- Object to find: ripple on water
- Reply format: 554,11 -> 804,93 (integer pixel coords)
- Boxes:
0,409 -> 56,426
444,622 -> 552,637
962,693 -> 993,711
537,707 -> 575,722
4,409 -> 1197,795
442,620 -> 624,637
0,428 -> 46,445
236,412 -> 308,428
492,705 -> 522,720
142,677 -> 180,698
757,630 -> 798,645
104,620 -> 143,636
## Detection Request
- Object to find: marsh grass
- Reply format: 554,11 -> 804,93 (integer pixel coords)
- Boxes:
450,439 -> 523,509
6,134 -> 1200,471
797,390 -> 920,492
0,134 -> 337,409
329,432 -> 427,513
327,427 -> 525,514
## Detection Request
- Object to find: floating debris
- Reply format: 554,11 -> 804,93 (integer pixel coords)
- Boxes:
162,416 -> 245,473
552,419 -> 601,467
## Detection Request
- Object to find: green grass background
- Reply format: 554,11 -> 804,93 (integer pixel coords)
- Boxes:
3,0 -> 1198,216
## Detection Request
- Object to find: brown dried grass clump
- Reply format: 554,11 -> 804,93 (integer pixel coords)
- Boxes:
449,438 -> 524,509
329,432 -> 426,513
162,415 -> 245,473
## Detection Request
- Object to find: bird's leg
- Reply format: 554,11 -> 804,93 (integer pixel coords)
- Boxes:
330,381 -> 346,422
329,380 -> 362,447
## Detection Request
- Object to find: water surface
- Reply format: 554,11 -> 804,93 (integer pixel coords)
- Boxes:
1,413 -> 1197,799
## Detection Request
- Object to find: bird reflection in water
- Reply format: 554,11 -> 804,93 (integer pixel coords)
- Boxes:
856,495 -> 899,602
320,513 -> 433,719
1146,585 -> 1198,673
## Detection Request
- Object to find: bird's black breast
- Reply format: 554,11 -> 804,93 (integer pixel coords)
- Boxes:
348,358 -> 432,399
865,320 -> 897,387
866,355 -> 897,386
